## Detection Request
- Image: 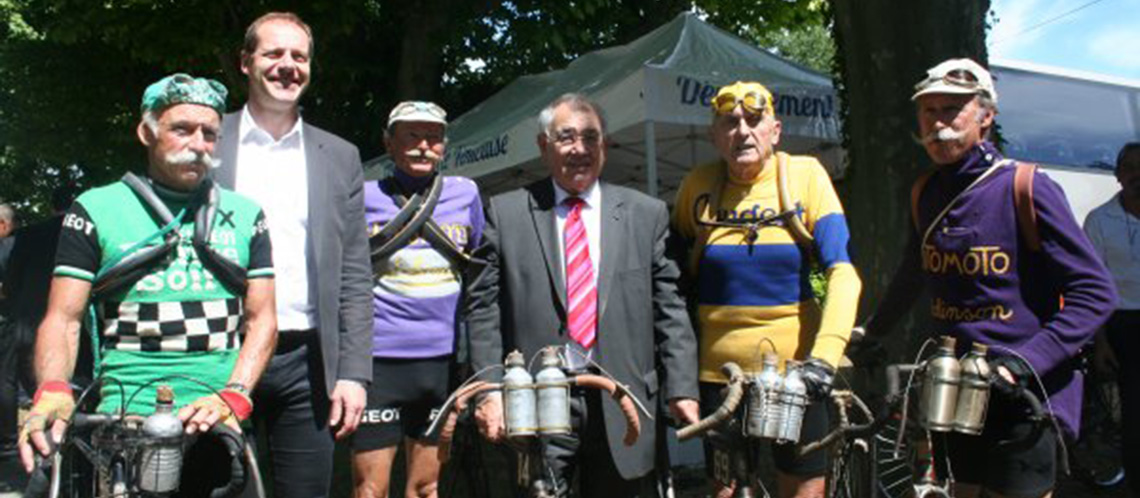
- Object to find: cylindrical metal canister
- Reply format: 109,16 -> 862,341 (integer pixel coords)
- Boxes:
503,350 -> 537,438
778,360 -> 808,444
536,347 -> 571,435
138,385 -> 184,494
953,342 -> 991,435
920,336 -> 961,432
758,353 -> 785,440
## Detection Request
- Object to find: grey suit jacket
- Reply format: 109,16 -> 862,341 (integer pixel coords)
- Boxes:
467,179 -> 698,479
214,112 -> 373,396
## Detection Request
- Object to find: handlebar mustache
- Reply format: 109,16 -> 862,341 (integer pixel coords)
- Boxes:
406,149 -> 442,162
913,127 -> 966,146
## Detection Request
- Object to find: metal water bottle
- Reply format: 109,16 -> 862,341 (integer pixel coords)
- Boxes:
779,360 -> 808,443
138,385 -> 183,494
953,342 -> 991,435
535,347 -> 571,435
920,336 -> 961,432
503,350 -> 537,438
759,353 -> 785,440
745,376 -> 766,438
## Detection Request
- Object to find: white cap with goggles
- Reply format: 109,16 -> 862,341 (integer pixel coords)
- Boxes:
387,101 -> 447,128
911,58 -> 998,104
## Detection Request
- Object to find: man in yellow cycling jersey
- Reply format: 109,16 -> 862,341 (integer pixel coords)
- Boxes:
672,81 -> 861,498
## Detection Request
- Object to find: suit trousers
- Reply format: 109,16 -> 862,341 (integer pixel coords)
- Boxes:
251,333 -> 334,498
536,388 -> 655,498
0,317 -> 36,451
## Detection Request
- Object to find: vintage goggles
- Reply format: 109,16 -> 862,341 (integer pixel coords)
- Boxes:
911,58 -> 997,103
914,69 -> 981,93
387,101 -> 447,128
712,82 -> 773,116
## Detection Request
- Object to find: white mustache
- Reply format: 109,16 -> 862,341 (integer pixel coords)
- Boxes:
914,127 -> 966,145
166,150 -> 221,169
406,149 -> 442,161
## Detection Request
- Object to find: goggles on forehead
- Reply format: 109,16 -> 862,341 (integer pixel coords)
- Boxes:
712,83 -> 773,116
387,101 -> 447,128
915,68 -> 982,93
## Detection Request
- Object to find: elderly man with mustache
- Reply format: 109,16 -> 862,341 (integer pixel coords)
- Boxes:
671,81 -> 861,498
351,101 -> 484,498
862,58 -> 1115,498
19,74 -> 278,495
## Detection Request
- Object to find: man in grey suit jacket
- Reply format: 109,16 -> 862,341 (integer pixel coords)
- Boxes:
213,12 -> 372,498
467,94 -> 699,497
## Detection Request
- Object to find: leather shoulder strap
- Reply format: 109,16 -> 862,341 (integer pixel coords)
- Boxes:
689,165 -> 726,276
776,152 -> 814,246
1013,162 -> 1041,252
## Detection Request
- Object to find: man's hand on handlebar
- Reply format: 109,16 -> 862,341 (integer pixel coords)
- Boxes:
801,357 -> 835,400
668,397 -> 700,426
178,388 -> 252,434
475,391 -> 504,442
988,355 -> 1032,398
19,382 -> 75,473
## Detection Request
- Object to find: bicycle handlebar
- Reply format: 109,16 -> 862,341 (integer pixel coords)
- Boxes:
434,380 -> 502,463
996,382 -> 1049,451
571,374 -> 641,446
796,390 -> 886,457
432,371 -> 646,462
27,412 -> 251,498
207,423 -> 249,498
676,362 -> 745,441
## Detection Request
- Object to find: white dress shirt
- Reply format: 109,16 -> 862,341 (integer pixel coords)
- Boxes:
1084,193 -> 1140,309
234,106 -> 316,330
552,180 -> 602,368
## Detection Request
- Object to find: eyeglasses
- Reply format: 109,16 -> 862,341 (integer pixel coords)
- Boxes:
547,128 -> 602,147
712,89 -> 770,116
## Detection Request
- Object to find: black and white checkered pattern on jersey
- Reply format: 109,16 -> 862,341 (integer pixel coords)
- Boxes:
100,298 -> 243,352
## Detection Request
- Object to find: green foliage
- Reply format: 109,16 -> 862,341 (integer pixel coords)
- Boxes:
0,0 -> 824,215
753,23 -> 835,74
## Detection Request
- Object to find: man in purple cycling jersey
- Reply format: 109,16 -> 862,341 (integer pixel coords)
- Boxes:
863,58 -> 1116,498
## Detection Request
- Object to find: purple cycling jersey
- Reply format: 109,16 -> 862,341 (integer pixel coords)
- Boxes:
869,141 -> 1116,438
363,172 -> 484,358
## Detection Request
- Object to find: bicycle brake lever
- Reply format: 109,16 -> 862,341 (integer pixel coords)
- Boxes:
25,438 -> 59,498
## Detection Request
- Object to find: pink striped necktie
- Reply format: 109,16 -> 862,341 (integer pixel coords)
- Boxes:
563,197 -> 597,350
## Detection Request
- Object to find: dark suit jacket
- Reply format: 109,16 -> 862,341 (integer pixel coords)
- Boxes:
214,112 -> 373,395
467,179 -> 698,479
2,216 -> 63,324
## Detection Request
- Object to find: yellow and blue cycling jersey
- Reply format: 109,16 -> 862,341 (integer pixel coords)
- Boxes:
672,153 -> 861,383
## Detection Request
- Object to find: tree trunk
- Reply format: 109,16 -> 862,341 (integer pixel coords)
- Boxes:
830,0 -> 990,347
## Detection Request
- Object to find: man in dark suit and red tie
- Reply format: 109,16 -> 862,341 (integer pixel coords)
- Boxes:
467,93 -> 699,497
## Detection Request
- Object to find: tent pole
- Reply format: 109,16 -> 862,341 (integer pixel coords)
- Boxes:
646,120 -> 658,198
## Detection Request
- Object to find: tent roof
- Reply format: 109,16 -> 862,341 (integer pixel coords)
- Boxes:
365,12 -> 837,181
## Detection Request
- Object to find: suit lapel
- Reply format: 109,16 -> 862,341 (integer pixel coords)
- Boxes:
528,181 -> 566,311
305,123 -> 329,265
214,112 -> 241,188
597,182 -> 623,322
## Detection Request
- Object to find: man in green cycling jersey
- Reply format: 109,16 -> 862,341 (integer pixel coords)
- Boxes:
18,74 -> 278,474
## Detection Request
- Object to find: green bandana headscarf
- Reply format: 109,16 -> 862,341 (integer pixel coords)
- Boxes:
141,73 -> 228,116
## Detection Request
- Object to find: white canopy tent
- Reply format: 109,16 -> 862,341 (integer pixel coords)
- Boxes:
366,12 -> 843,201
